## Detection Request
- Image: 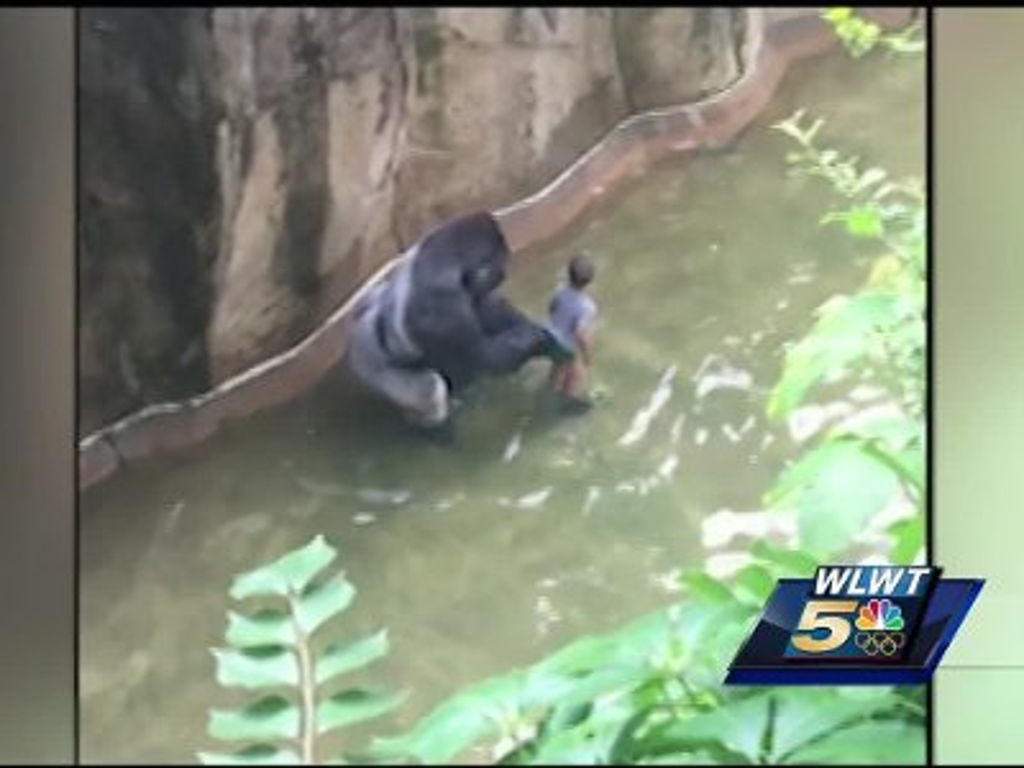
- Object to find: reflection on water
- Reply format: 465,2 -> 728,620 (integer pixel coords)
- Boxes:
617,364 -> 679,447
79,50 -> 923,763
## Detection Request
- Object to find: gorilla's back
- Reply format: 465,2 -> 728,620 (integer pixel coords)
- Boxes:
414,210 -> 510,276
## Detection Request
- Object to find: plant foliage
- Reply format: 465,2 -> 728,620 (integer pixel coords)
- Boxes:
767,98 -> 925,564
822,7 -> 925,58
198,536 -> 407,765
368,541 -> 925,765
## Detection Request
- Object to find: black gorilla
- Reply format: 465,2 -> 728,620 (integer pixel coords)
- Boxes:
347,210 -> 558,430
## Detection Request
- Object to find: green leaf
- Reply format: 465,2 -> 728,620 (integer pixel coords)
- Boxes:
370,604 -> 734,765
535,634 -> 620,678
211,645 -> 299,690
856,167 -> 888,192
516,669 -> 585,716
750,540 -> 819,578
680,572 -> 738,607
208,695 -> 299,742
294,574 -> 355,635
525,701 -> 632,765
330,749 -> 404,766
691,618 -> 758,685
639,693 -> 772,763
830,412 -> 918,450
768,689 -> 884,762
768,440 -> 900,559
316,630 -> 390,685
538,609 -> 675,677
328,751 -> 395,766
732,564 -> 777,606
853,437 -> 925,500
370,691 -> 498,764
822,7 -> 853,23
226,610 -> 295,648
537,665 -> 642,717
886,37 -> 926,54
783,719 -> 925,764
769,292 -> 900,419
542,699 -> 594,738
230,535 -> 337,599
888,515 -> 925,564
843,206 -> 885,238
197,745 -> 301,765
632,749 -> 742,765
317,689 -> 409,735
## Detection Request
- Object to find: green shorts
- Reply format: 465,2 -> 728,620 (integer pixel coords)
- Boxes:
544,328 -> 577,364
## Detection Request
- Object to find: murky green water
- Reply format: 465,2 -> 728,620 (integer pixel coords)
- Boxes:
79,51 -> 923,763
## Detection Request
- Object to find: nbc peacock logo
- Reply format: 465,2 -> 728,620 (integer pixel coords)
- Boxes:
855,598 -> 905,631
854,598 -> 906,657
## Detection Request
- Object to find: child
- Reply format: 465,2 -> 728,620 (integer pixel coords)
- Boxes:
545,252 -> 598,413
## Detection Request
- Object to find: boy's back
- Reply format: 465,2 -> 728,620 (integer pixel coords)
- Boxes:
548,285 -> 596,347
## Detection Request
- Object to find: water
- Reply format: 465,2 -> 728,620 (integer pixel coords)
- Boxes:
79,51 -> 923,763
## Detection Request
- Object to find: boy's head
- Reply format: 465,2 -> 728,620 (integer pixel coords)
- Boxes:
568,252 -> 595,289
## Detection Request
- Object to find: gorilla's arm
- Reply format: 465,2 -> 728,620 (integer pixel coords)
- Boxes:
475,293 -> 536,334
409,285 -> 545,391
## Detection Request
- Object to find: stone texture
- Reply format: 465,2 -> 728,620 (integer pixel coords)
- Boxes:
613,8 -> 748,110
392,8 -> 630,244
78,8 -> 754,435
78,9 -> 220,434
78,8 -> 920,491
207,8 -> 411,381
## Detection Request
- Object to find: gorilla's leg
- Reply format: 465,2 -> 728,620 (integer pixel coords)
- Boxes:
348,310 -> 450,427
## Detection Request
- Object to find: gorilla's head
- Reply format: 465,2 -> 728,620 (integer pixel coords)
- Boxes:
420,210 -> 510,298
464,258 -> 505,297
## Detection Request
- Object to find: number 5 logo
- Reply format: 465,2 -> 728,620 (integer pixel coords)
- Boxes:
790,600 -> 859,653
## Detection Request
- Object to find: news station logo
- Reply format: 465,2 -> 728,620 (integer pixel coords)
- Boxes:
725,565 -> 983,685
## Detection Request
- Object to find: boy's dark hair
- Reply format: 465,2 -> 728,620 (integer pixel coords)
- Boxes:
568,252 -> 595,288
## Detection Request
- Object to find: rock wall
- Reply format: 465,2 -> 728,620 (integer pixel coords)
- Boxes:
614,8 -> 747,110
78,7 -> 917,490
78,7 -> 754,436
205,9 -> 412,383
79,9 -> 220,434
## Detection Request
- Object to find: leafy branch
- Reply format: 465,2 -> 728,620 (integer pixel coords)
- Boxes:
198,536 -> 408,765
766,84 -> 926,565
822,7 -> 925,58
367,539 -> 923,765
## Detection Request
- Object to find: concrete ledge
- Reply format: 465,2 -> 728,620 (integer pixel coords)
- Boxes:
78,7 -> 916,492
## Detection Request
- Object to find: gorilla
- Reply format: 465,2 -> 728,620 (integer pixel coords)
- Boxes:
346,210 -> 560,434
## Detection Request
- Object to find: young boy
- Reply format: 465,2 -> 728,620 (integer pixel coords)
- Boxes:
545,252 -> 598,413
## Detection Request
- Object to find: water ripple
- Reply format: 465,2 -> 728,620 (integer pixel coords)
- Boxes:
500,487 -> 554,510
617,364 -> 679,447
693,353 -> 754,400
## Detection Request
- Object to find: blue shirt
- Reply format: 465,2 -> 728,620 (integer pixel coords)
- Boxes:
548,285 -> 597,349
